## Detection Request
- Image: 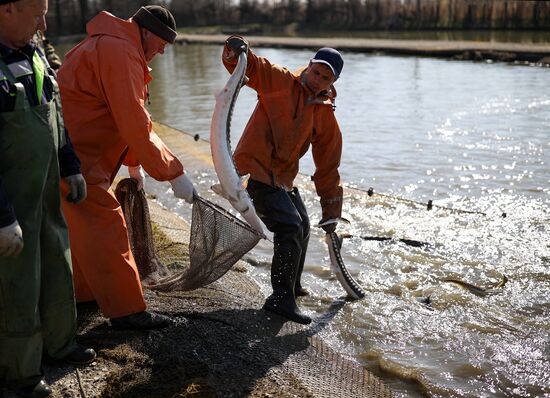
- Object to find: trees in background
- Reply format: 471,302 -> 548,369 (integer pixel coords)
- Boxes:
46,0 -> 550,36
305,0 -> 550,30
171,0 -> 235,27
47,0 -> 153,35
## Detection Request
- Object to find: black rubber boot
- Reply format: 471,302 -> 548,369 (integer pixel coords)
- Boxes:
294,244 -> 309,297
110,311 -> 172,330
290,188 -> 310,298
263,295 -> 311,325
14,379 -> 52,398
264,238 -> 311,325
64,345 -> 97,365
293,246 -> 309,297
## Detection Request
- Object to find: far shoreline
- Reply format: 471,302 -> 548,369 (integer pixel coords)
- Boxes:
176,33 -> 550,64
49,31 -> 550,65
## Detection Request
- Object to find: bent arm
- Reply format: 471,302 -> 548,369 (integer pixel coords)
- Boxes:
58,129 -> 81,177
97,37 -> 183,181
311,108 -> 343,221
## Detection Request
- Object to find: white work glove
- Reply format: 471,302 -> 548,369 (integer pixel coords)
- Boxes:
0,220 -> 24,257
128,165 -> 146,191
64,173 -> 87,204
170,174 -> 196,204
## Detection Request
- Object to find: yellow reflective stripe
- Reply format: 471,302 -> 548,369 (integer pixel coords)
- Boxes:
32,51 -> 45,105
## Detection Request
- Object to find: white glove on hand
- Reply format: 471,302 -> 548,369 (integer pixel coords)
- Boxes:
170,174 -> 196,204
128,165 -> 146,191
64,173 -> 87,204
0,220 -> 24,257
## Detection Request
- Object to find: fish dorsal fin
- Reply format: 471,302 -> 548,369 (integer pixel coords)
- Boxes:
240,174 -> 250,189
211,183 -> 227,199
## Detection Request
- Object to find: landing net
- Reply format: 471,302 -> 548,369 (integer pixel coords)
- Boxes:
115,178 -> 261,291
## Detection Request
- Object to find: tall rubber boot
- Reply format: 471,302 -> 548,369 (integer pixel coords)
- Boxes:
294,239 -> 309,297
290,188 -> 310,297
263,236 -> 311,325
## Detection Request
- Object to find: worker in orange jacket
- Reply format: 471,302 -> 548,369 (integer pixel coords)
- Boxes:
223,37 -> 344,325
57,6 -> 196,329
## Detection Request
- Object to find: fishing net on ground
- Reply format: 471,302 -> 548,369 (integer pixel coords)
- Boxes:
114,178 -> 261,291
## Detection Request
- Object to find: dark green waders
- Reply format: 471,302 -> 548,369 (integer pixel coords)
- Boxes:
0,55 -> 77,389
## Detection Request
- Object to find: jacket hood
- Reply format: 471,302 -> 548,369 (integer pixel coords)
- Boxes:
87,11 -> 142,48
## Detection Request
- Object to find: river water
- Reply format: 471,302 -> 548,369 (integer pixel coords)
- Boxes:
115,42 -> 548,397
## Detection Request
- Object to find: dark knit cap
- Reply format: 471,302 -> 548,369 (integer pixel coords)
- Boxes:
0,0 -> 21,4
132,5 -> 177,44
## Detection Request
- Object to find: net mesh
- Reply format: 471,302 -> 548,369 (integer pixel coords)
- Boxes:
114,178 -> 261,291
114,178 -> 170,285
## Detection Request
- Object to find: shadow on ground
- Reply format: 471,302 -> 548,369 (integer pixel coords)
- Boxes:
68,282 -> 345,398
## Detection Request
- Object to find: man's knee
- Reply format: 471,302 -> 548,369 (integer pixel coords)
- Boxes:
274,223 -> 302,243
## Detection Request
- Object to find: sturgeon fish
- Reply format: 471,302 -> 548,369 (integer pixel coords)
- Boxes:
443,275 -> 508,297
325,232 -> 366,300
210,52 -> 267,238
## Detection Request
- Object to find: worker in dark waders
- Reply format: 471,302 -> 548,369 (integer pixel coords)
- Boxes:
0,0 -> 96,397
222,37 -> 345,325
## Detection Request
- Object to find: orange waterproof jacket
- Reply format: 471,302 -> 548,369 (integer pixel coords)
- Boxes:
55,12 -> 183,317
223,43 -> 343,220
57,11 -> 183,187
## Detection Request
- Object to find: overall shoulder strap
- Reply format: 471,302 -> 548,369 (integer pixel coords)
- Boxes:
0,56 -> 28,111
0,56 -> 18,85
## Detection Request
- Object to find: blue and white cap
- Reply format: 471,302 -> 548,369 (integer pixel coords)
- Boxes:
311,48 -> 344,79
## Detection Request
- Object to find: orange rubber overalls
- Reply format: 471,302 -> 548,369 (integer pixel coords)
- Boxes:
57,12 -> 183,318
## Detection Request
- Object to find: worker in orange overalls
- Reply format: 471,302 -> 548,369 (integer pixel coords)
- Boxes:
222,37 -> 345,325
57,6 -> 196,329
